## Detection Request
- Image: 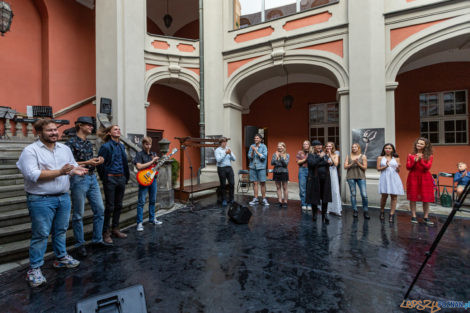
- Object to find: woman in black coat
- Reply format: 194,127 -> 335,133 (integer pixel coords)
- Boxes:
306,140 -> 332,224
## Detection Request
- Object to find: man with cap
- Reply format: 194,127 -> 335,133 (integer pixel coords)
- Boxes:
66,117 -> 111,258
306,140 -> 332,224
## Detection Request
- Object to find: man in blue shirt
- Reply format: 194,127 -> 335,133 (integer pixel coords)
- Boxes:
248,133 -> 269,206
97,125 -> 130,244
214,137 -> 236,206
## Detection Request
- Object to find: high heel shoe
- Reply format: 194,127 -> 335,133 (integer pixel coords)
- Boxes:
380,211 -> 385,221
389,214 -> 395,223
322,214 -> 329,225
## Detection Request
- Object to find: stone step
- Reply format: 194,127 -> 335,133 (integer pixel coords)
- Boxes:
0,174 -> 23,186
0,156 -> 20,165
0,186 -> 140,227
0,185 -> 25,198
0,165 -> 20,175
0,196 -> 140,245
0,202 -> 147,264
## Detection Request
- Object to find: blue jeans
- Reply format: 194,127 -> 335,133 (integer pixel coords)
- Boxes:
347,179 -> 368,212
298,167 -> 309,206
27,193 -> 71,268
136,179 -> 157,223
70,174 -> 104,246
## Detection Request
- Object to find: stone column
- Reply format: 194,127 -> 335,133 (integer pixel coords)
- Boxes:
348,0 -> 387,206
96,0 -> 147,137
200,0 -> 226,182
223,103 -> 243,185
338,88 -> 350,200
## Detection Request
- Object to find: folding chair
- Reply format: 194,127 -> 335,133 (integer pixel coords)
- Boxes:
237,169 -> 252,193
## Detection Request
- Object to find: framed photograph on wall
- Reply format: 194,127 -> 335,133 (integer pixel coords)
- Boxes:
127,133 -> 144,149
351,128 -> 385,168
205,135 -> 223,165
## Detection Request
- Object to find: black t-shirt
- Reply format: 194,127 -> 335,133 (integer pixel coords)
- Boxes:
133,150 -> 156,168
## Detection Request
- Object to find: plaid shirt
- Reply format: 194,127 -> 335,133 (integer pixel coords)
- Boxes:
65,135 -> 95,174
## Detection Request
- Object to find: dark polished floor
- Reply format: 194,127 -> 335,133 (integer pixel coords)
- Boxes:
1,195 -> 469,313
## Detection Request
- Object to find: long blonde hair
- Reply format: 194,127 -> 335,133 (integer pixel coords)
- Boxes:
277,142 -> 287,159
98,125 -> 119,142
351,143 -> 362,155
326,141 -> 336,153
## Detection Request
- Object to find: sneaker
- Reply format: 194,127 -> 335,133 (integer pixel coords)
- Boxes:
423,218 -> 434,226
353,210 -> 358,218
262,198 -> 269,206
301,206 -> 307,210
249,198 -> 259,206
363,212 -> 370,220
26,268 -> 46,287
307,206 -> 312,211
137,223 -> 144,231
53,255 -> 80,269
411,217 -> 418,224
150,218 -> 163,225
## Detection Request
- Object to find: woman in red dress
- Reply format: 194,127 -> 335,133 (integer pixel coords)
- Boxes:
406,137 -> 434,226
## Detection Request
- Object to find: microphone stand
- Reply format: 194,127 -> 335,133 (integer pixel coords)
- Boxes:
404,178 -> 470,299
183,145 -> 197,212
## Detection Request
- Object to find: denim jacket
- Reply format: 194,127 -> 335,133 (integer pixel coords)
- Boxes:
248,143 -> 267,170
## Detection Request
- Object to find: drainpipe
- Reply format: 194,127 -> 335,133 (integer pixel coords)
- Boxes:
198,0 -> 205,184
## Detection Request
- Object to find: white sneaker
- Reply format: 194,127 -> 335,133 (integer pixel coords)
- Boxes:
150,218 -> 163,225
26,268 -> 46,287
301,206 -> 307,210
136,223 -> 144,231
307,206 -> 312,211
249,198 -> 259,206
262,198 -> 269,206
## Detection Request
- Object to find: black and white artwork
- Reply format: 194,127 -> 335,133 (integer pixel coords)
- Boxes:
205,135 -> 223,165
127,133 -> 144,149
351,128 -> 385,168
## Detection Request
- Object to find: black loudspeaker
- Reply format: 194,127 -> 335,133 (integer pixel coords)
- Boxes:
228,202 -> 252,224
244,125 -> 258,148
76,285 -> 147,313
100,98 -> 112,115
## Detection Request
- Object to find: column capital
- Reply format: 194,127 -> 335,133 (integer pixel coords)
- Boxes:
386,81 -> 399,91
223,102 -> 244,112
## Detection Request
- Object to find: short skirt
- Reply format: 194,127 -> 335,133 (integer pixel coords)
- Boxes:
273,172 -> 289,182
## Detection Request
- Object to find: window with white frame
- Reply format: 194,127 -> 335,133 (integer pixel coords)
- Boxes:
309,102 -> 339,147
234,0 -> 339,29
420,90 -> 468,145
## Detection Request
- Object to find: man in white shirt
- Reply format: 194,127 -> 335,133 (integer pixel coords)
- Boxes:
214,137 -> 236,206
17,119 -> 87,287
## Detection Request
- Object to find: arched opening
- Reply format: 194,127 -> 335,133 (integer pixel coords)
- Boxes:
394,33 -> 470,183
227,58 -> 347,184
146,79 -> 200,181
146,0 -> 199,40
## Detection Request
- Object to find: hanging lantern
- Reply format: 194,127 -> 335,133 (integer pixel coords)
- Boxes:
0,1 -> 14,36
163,0 -> 172,28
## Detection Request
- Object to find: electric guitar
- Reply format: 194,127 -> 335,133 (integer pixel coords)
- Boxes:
136,148 -> 178,187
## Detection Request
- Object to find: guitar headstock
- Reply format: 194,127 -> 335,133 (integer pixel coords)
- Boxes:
170,148 -> 178,156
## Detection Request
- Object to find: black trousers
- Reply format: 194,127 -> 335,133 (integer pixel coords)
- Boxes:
103,175 -> 126,232
217,166 -> 234,202
319,177 -> 328,215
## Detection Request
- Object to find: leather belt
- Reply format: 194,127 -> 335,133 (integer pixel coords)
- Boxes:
27,193 -> 67,197
107,173 -> 123,177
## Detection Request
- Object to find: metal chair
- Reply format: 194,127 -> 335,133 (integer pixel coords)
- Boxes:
237,169 -> 252,193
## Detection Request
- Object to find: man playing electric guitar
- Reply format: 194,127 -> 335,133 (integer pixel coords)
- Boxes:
133,136 -> 163,232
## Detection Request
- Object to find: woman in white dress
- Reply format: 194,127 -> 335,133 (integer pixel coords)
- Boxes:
377,143 -> 404,223
326,142 -> 342,216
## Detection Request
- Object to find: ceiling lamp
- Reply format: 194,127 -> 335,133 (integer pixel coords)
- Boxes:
163,0 -> 172,28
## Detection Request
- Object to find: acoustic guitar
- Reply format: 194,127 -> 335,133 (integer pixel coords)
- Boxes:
136,148 -> 178,187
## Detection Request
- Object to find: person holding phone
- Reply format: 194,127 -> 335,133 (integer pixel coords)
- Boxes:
248,134 -> 269,206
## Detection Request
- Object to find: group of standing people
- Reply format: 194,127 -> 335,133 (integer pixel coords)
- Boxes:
17,118 -> 162,288
214,133 -> 442,227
